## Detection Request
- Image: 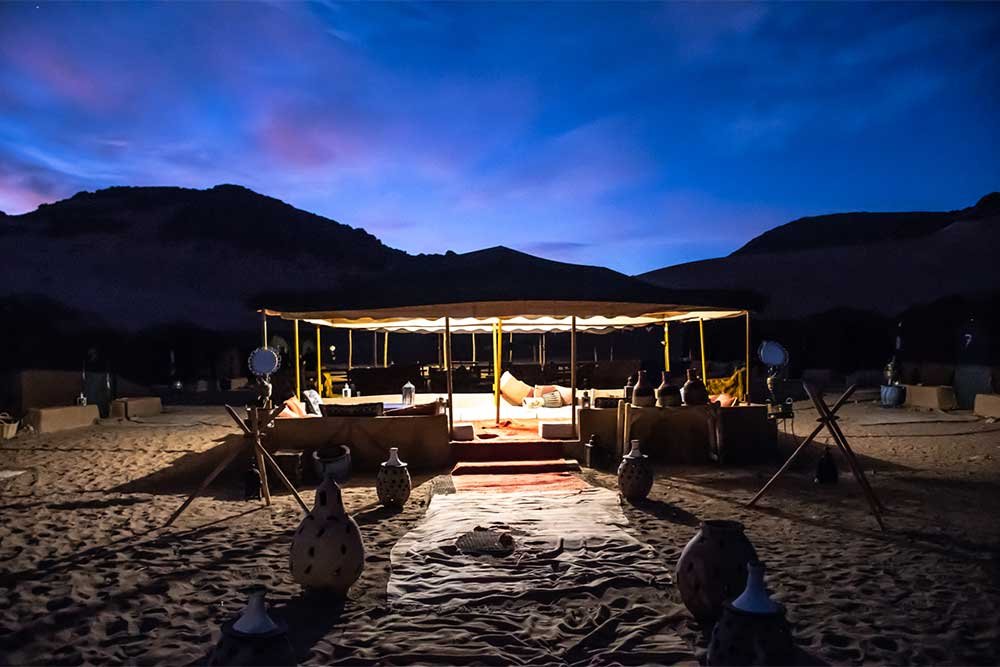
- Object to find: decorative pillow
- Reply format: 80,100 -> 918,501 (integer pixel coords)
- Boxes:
533,384 -> 558,398
499,371 -> 532,406
384,401 -> 441,416
302,390 -> 322,415
320,402 -> 385,417
284,397 -> 309,418
522,396 -> 546,409
276,406 -> 300,419
542,390 -> 563,408
554,385 -> 573,405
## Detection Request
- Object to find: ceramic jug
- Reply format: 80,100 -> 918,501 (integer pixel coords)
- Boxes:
289,476 -> 365,596
617,440 -> 653,501
376,447 -> 411,508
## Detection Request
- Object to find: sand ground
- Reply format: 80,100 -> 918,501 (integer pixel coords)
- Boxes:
1,400 -> 998,665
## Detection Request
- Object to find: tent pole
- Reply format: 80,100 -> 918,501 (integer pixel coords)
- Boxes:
663,322 -> 670,373
471,333 -> 476,365
699,318 -> 707,381
495,320 -> 503,424
383,332 -> 389,367
348,330 -> 353,370
445,317 -> 454,436
261,312 -> 268,348
316,325 -> 322,396
745,311 -> 751,402
571,316 -> 577,436
294,320 -> 301,400
373,331 -> 378,367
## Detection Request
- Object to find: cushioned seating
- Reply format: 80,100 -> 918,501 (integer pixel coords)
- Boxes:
539,422 -> 576,439
902,384 -> 958,411
24,405 -> 100,434
973,394 -> 1000,419
499,371 -> 532,406
451,423 -> 475,441
320,402 -> 385,417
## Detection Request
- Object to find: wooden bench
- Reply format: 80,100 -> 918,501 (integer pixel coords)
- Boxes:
23,405 -> 100,434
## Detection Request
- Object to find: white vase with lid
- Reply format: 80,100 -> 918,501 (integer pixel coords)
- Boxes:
376,447 -> 411,508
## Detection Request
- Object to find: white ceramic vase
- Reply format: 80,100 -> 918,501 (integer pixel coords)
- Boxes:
376,447 -> 411,508
289,476 -> 365,596
617,440 -> 653,501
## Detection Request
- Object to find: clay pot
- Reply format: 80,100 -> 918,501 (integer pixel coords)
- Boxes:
209,588 -> 295,666
631,370 -> 655,407
681,369 -> 709,406
376,447 -> 411,508
617,440 -> 653,501
656,372 -> 682,407
707,562 -> 793,666
675,520 -> 757,621
289,476 -> 365,596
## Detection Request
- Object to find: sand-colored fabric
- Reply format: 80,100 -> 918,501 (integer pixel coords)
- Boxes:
271,413 -> 449,471
450,471 -> 587,493
23,405 -> 99,434
499,371 -> 532,406
974,393 -> 1000,419
903,384 -> 959,411
388,487 -> 675,609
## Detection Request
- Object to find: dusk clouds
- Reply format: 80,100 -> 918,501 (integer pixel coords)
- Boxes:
1,2 -> 998,272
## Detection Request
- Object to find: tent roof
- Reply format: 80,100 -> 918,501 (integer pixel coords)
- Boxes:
259,246 -> 758,333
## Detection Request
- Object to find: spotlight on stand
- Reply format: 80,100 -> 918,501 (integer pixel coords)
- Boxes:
757,340 -> 793,420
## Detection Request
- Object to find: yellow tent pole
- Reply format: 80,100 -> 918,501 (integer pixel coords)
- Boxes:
383,332 -> 389,367
445,317 -> 454,436
663,322 -> 670,373
348,330 -> 353,370
316,325 -> 322,396
699,318 -> 707,381
471,333 -> 476,365
745,311 -> 751,402
261,312 -> 268,348
571,316 -> 577,435
294,319 -> 301,399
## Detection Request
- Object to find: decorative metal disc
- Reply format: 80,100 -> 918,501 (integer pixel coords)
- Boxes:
757,340 -> 789,368
248,347 -> 281,377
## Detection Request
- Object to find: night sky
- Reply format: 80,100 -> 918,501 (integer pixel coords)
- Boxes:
1,2 -> 998,273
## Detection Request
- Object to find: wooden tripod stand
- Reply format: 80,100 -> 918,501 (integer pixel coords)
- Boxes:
747,383 -> 886,531
164,405 -> 310,528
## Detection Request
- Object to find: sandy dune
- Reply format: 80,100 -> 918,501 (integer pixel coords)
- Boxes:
1,402 -> 998,664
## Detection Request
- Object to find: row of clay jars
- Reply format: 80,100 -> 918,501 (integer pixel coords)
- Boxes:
630,369 -> 705,407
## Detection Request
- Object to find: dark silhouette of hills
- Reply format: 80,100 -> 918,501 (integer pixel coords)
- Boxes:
640,193 -> 1000,319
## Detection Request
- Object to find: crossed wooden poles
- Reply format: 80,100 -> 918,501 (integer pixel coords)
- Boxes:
164,405 -> 309,528
747,383 -> 886,531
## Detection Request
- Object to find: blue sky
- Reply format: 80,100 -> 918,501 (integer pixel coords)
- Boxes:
1,2 -> 998,273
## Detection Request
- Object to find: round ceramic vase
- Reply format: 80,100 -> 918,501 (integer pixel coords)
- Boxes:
209,589 -> 295,667
675,520 -> 758,622
708,562 -> 793,666
290,475 -> 365,596
631,370 -> 656,407
681,369 -> 709,406
376,447 -> 411,508
656,372 -> 682,408
617,440 -> 653,501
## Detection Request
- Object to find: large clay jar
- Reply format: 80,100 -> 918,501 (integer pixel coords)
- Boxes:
681,368 -> 709,406
209,588 -> 296,666
617,440 -> 653,501
290,475 -> 365,596
656,372 -> 682,408
376,447 -> 411,508
708,562 -> 793,666
675,520 -> 757,621
631,370 -> 655,407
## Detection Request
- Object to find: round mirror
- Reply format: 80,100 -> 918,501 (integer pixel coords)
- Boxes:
757,340 -> 789,368
248,347 -> 281,376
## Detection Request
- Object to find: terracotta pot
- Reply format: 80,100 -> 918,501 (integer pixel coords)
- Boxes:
675,520 -> 757,621
376,447 -> 411,508
631,370 -> 655,407
707,562 -> 793,666
656,372 -> 682,407
681,369 -> 709,406
290,476 -> 365,596
617,440 -> 653,501
209,589 -> 295,666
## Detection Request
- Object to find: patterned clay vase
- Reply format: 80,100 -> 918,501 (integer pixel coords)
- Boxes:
209,588 -> 295,666
617,440 -> 653,501
631,370 -> 655,407
707,562 -> 793,666
290,475 -> 365,596
656,372 -> 682,408
376,447 -> 411,508
675,520 -> 758,622
681,368 -> 709,406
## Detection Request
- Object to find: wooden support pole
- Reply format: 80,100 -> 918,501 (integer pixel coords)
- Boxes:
571,316 -> 577,436
251,407 -> 271,506
348,330 -> 353,370
293,320 -> 301,400
383,331 -> 389,367
745,311 -> 751,402
699,318 -> 707,380
316,325 -> 322,396
445,317 -> 454,436
373,331 -> 378,367
663,322 -> 670,373
471,333 -> 476,365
